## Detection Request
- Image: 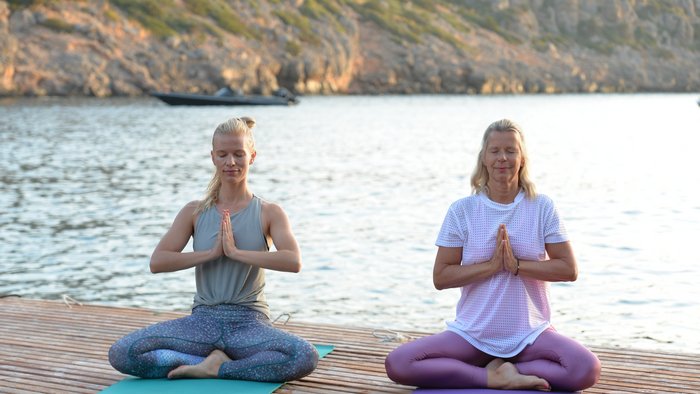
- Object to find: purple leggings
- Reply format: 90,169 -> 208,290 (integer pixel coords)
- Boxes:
385,328 -> 600,391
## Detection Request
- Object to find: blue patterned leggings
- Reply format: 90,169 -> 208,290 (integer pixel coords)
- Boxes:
108,304 -> 318,382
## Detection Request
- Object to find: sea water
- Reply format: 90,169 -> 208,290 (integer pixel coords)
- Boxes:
1,93 -> 699,354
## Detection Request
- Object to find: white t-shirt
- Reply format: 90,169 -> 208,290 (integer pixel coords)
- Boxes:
436,190 -> 568,357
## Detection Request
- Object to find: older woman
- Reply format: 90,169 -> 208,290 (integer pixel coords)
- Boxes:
385,119 -> 600,391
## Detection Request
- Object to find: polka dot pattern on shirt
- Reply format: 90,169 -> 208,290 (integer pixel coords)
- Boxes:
436,191 -> 569,357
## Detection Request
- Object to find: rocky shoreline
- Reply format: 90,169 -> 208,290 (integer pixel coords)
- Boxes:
1,0 -> 699,97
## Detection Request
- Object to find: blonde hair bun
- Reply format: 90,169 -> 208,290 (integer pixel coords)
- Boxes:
240,116 -> 255,129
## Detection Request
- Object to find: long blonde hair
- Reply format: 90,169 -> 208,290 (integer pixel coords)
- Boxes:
195,116 -> 256,215
470,119 -> 536,199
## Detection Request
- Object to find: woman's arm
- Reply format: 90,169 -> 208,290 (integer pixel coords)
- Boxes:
150,201 -> 222,273
514,241 -> 578,282
224,202 -> 301,273
433,227 -> 507,290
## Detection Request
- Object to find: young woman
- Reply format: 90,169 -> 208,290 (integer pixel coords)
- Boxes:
109,117 -> 318,382
385,119 -> 600,391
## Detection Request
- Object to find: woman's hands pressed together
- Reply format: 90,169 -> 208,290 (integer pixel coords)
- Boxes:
434,224 -> 524,289
501,225 -> 519,275
487,224 -> 518,275
209,205 -> 302,273
490,224 -> 579,282
221,210 -> 238,258
210,209 -> 239,260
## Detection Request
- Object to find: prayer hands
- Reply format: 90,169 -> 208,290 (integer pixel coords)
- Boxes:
490,224 -> 519,275
221,210 -> 238,258
209,209 -> 237,260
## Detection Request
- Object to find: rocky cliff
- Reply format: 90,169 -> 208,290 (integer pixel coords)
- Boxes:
1,0 -> 699,97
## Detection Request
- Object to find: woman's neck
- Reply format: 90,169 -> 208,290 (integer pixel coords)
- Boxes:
486,181 -> 520,204
217,183 -> 252,208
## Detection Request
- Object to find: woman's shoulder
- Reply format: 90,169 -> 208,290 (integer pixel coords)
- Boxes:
443,195 -> 481,218
260,199 -> 284,214
530,193 -> 555,205
450,194 -> 481,208
170,200 -> 203,228
183,200 -> 202,212
181,200 -> 207,219
257,196 -> 286,217
526,193 -> 558,213
257,197 -> 290,234
184,200 -> 201,209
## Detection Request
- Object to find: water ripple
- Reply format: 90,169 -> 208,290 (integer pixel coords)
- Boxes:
1,94 -> 699,354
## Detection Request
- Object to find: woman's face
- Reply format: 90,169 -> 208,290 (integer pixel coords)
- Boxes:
482,131 -> 523,185
211,134 -> 255,183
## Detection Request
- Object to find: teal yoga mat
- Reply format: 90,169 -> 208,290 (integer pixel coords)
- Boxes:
101,344 -> 334,394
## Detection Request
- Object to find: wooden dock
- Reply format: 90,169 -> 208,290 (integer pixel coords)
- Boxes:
0,296 -> 698,393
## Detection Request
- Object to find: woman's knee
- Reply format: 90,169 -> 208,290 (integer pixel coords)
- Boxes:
564,351 -> 601,391
107,337 -> 132,373
575,352 -> 601,389
384,346 -> 414,384
283,339 -> 319,381
298,340 -> 320,375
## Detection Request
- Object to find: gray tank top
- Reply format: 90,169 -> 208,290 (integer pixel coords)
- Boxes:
192,195 -> 270,317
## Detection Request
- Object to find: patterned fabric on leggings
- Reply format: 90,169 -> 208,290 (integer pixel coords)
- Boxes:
109,304 -> 318,382
385,328 -> 600,391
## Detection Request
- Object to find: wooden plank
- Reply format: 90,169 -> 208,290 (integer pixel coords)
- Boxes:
0,297 -> 698,393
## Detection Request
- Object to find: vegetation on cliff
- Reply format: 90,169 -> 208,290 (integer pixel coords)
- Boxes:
1,0 -> 699,96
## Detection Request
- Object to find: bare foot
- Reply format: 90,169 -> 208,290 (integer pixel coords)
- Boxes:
167,350 -> 231,379
487,362 -> 551,391
485,358 -> 505,370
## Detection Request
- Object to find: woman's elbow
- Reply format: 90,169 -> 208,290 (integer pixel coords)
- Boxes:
564,264 -> 578,282
288,252 -> 302,273
433,275 -> 447,290
149,253 -> 164,274
149,261 -> 161,274
568,268 -> 578,282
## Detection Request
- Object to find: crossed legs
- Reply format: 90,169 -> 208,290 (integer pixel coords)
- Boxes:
385,328 -> 600,391
108,305 -> 318,382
